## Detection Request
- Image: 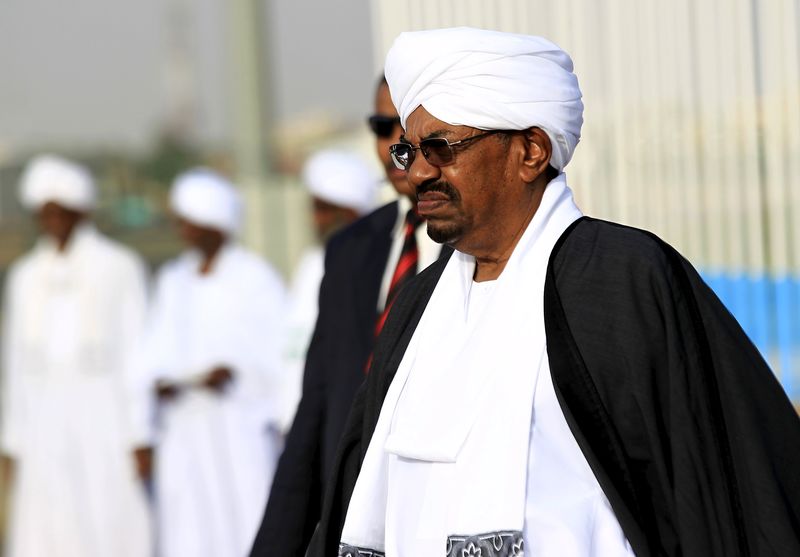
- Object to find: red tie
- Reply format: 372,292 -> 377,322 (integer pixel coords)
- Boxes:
366,209 -> 422,373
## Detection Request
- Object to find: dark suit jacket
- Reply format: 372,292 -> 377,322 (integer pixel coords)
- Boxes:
249,201 -> 400,557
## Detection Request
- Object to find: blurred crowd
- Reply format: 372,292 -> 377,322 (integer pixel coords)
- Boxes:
0,95 -> 389,556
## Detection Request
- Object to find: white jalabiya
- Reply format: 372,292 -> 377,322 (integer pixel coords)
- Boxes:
340,176 -> 634,556
278,245 -> 325,432
144,244 -> 286,557
1,224 -> 152,557
384,27 -> 583,171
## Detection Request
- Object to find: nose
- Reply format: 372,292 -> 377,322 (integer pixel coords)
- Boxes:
406,150 -> 441,190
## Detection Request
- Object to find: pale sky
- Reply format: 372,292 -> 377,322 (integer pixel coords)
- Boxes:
0,0 -> 374,157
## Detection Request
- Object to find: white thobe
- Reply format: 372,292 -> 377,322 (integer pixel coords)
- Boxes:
382,281 -> 634,556
277,246 -> 324,433
0,224 -> 153,557
144,244 -> 286,557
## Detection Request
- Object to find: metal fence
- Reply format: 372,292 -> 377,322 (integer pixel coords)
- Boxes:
370,0 -> 800,398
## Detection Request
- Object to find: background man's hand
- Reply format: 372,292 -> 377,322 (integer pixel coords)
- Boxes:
202,366 -> 234,393
1,455 -> 14,486
133,447 -> 153,482
155,379 -> 181,401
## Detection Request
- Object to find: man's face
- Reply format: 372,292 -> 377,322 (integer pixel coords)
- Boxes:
176,217 -> 226,253
36,202 -> 84,246
373,82 -> 412,199
403,106 -> 529,255
311,197 -> 358,242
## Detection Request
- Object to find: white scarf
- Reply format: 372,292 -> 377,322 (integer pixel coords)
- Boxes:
340,175 -> 582,555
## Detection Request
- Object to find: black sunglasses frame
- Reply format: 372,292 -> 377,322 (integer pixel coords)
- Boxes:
368,115 -> 402,138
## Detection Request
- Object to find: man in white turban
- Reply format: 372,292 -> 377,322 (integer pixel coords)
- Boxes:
306,28 -> 800,557
1,154 -> 153,557
278,150 -> 378,432
141,168 -> 287,557
303,149 -> 379,234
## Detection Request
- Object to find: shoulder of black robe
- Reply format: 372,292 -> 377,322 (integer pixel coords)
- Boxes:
544,217 -> 800,557
250,202 -> 399,557
305,247 -> 453,557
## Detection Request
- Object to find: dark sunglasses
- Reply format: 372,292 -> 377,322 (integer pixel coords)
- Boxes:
389,130 -> 505,170
368,115 -> 402,138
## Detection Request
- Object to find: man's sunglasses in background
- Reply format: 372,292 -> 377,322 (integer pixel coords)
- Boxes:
368,115 -> 402,138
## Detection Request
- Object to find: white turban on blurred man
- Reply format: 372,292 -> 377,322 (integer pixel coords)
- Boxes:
169,168 -> 243,235
302,149 -> 378,217
18,154 -> 96,212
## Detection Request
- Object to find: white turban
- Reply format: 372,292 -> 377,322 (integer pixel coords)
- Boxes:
384,27 -> 584,170
301,150 -> 378,216
169,168 -> 243,235
18,154 -> 96,212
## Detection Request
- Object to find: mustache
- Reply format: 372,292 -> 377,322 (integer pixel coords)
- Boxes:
416,179 -> 460,201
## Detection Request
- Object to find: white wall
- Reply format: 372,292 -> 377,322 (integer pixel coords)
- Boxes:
370,0 -> 800,388
370,0 -> 798,275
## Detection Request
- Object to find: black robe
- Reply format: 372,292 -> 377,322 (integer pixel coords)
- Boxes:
307,217 -> 800,557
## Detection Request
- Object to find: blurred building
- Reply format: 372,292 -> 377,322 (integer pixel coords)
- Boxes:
0,0 -> 376,277
369,0 -> 800,398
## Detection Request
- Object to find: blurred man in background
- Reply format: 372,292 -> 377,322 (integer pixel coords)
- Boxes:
277,149 -> 378,433
250,76 -> 442,557
1,155 -> 152,557
142,169 -> 286,557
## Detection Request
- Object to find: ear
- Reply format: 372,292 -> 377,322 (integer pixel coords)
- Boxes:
518,127 -> 552,183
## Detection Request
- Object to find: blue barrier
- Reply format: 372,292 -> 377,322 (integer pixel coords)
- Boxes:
700,271 -> 800,402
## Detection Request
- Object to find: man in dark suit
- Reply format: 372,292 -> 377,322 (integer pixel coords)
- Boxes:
249,77 -> 441,557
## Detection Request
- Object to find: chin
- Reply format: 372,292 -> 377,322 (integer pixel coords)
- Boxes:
427,222 -> 462,245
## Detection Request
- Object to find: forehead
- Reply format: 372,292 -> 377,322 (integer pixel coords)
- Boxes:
38,201 -> 78,217
404,106 -> 471,141
312,197 -> 349,212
